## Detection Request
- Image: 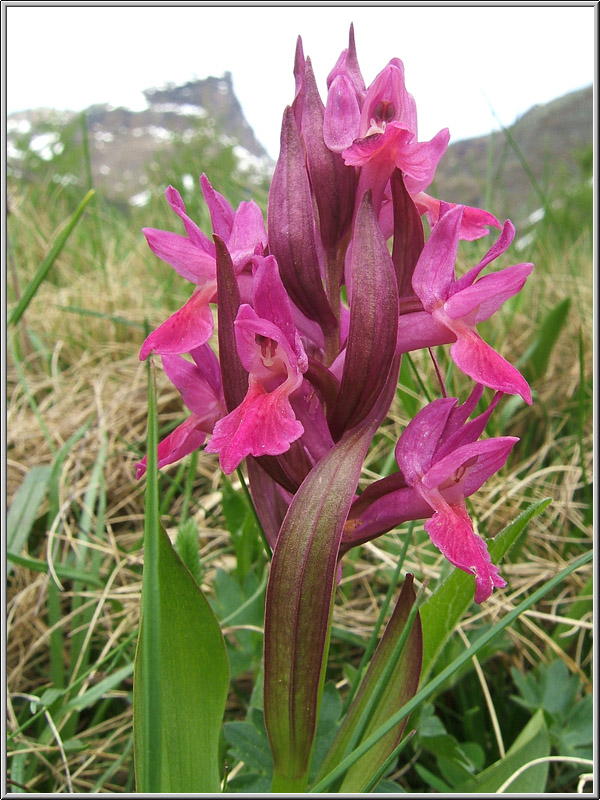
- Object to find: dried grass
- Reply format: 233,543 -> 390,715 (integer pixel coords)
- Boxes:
6,206 -> 593,791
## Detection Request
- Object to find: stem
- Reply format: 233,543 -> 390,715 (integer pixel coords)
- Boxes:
236,467 -> 272,560
270,590 -> 336,793
270,773 -> 309,793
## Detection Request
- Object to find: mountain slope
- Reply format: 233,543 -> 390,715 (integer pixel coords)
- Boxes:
7,79 -> 592,223
430,85 -> 592,224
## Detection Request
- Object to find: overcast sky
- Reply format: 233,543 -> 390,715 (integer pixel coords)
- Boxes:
6,4 -> 596,160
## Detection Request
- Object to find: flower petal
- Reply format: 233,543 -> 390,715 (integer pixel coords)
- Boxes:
444,262 -> 534,324
136,414 -> 209,479
422,436 -> 518,496
411,204 -> 463,308
226,200 -> 267,269
447,325 -> 532,404
395,397 -> 457,484
199,174 -> 235,240
205,381 -> 304,474
142,228 -> 216,283
454,219 -> 516,292
164,185 -> 215,254
161,352 -> 224,424
324,74 -> 361,153
413,192 -> 501,241
139,284 -> 215,360
422,492 -> 506,603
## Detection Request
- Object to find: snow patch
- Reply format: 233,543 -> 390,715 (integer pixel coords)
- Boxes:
152,103 -> 207,118
129,189 -> 152,207
7,118 -> 32,135
30,132 -> 61,160
94,130 -> 115,143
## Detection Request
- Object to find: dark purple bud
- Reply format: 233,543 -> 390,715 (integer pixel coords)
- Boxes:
214,235 -> 247,411
391,169 -> 425,299
268,107 -> 337,333
329,191 -> 399,439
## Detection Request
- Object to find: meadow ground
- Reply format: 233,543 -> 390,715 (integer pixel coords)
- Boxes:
6,151 -> 593,793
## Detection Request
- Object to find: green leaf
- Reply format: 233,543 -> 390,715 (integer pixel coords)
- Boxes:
314,575 -> 422,793
213,568 -> 264,679
518,297 -> 571,382
133,360 -> 229,793
373,777 -> 406,793
420,498 -> 551,681
133,522 -> 229,792
414,761 -> 454,792
560,695 -> 594,754
224,721 -> 273,773
226,770 -> 272,793
64,663 -> 134,711
458,709 -> 550,792
7,465 -> 52,575
8,189 -> 95,327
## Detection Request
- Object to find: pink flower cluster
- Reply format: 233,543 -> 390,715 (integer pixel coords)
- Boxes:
137,28 -> 533,603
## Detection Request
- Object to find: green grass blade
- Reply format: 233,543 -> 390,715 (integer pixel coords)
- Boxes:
551,574 -> 593,644
309,547 -> 591,793
55,305 -> 146,328
64,663 -> 135,712
6,552 -> 103,586
8,334 -> 57,455
8,189 -> 95,327
7,631 -> 138,745
7,465 -> 52,575
518,297 -> 571,382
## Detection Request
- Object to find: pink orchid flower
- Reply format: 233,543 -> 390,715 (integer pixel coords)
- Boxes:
325,57 -> 449,214
395,393 -> 517,602
412,192 -> 501,242
139,176 -> 266,360
136,343 -> 226,478
205,257 -> 308,474
324,31 -> 498,242
398,204 -> 533,403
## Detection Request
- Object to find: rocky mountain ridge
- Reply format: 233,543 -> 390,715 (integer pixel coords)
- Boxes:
7,76 -> 592,225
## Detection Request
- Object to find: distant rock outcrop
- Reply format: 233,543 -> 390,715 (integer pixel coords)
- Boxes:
7,79 -> 592,222
143,72 -> 266,159
431,85 -> 592,223
7,73 -> 273,206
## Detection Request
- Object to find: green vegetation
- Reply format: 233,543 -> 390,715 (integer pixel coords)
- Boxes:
6,113 -> 593,793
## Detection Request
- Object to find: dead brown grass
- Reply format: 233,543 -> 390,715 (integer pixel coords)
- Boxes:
6,195 -> 593,791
